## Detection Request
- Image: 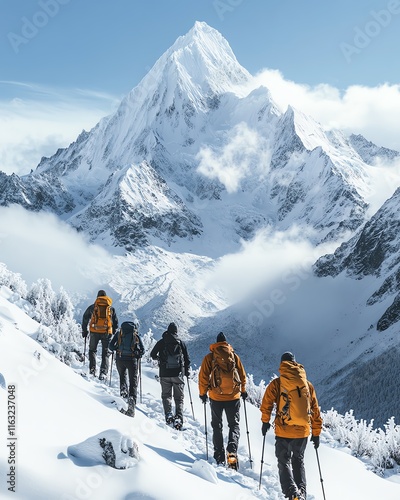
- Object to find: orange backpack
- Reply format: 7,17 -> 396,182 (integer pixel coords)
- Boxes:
90,296 -> 113,334
210,344 -> 241,395
276,365 -> 311,427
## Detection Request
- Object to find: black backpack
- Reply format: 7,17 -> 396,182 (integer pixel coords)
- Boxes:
161,340 -> 184,370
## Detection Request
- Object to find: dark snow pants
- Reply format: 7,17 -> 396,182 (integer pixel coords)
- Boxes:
89,332 -> 111,375
116,356 -> 139,403
160,375 -> 185,420
275,436 -> 308,499
210,398 -> 240,462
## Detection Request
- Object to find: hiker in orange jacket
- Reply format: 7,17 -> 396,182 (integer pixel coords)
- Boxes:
82,290 -> 118,379
260,352 -> 322,500
198,332 -> 246,469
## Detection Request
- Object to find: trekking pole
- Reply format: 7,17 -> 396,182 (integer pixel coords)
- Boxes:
242,398 -> 253,469
83,337 -> 87,366
139,358 -> 142,404
203,401 -> 208,460
259,433 -> 266,490
315,447 -> 327,500
186,376 -> 195,420
109,352 -> 114,387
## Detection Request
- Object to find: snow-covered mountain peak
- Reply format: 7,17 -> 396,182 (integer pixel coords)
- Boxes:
168,21 -> 251,91
126,21 -> 251,110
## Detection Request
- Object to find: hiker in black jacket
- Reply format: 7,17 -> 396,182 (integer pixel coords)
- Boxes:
109,320 -> 144,417
150,322 -> 190,429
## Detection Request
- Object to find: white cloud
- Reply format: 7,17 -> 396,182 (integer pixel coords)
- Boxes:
0,81 -> 120,175
203,226 -> 337,304
365,156 -> 400,215
0,205 -> 116,293
196,122 -> 270,192
247,69 -> 400,152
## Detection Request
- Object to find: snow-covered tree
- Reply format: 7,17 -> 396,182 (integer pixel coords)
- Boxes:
0,262 -> 28,297
27,278 -> 56,325
142,328 -> 157,363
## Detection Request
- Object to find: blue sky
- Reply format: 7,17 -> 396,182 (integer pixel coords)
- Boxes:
2,0 -> 399,93
1,0 -> 400,175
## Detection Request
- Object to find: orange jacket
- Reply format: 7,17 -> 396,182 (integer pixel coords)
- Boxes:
198,342 -> 246,401
260,361 -> 322,438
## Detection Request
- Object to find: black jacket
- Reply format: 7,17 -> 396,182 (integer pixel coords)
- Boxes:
82,302 -> 118,335
150,331 -> 190,378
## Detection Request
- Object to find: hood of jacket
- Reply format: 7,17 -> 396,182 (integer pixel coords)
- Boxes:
209,341 -> 230,352
162,330 -> 180,343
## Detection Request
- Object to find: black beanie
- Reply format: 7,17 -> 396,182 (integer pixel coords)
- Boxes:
217,332 -> 226,343
97,290 -> 106,297
167,322 -> 178,334
281,352 -> 295,362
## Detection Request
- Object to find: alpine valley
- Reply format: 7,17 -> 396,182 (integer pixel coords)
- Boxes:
2,22 -> 400,426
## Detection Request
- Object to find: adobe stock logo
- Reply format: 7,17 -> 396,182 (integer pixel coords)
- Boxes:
340,1 -> 400,63
213,0 -> 245,21
7,0 -> 71,54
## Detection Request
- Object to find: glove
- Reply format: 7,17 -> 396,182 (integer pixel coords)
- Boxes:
261,422 -> 271,436
241,391 -> 248,400
82,330 -> 88,338
311,435 -> 320,449
133,348 -> 142,358
199,394 -> 208,404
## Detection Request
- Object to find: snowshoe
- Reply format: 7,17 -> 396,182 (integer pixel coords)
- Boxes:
99,372 -> 107,381
165,413 -> 174,424
226,452 -> 239,470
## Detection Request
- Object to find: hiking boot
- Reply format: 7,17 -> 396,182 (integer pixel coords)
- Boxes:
289,492 -> 304,500
89,368 -> 95,376
174,416 -> 183,430
165,413 -> 174,424
298,489 -> 306,500
126,406 -> 135,417
99,371 -> 107,381
214,450 -> 225,465
226,452 -> 239,470
126,398 -> 135,417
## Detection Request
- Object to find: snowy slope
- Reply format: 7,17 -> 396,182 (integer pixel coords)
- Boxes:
1,288 -> 400,499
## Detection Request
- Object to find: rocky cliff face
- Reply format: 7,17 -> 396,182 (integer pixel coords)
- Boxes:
315,187 -> 400,330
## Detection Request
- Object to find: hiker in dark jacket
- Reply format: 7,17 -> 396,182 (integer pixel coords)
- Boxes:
109,320 -> 144,417
150,322 -> 190,429
82,290 -> 118,379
